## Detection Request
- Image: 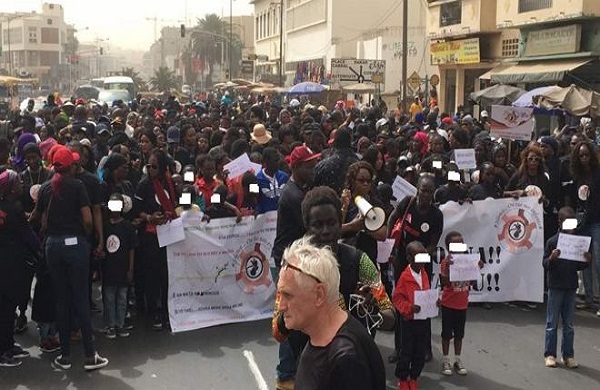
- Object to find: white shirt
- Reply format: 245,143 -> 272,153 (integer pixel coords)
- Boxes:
410,267 -> 423,289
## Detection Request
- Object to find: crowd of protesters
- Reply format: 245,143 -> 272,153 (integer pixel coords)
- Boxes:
0,90 -> 598,387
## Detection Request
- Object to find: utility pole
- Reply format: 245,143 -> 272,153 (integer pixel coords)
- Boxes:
279,0 -> 284,87
229,0 -> 233,80
401,0 -> 408,112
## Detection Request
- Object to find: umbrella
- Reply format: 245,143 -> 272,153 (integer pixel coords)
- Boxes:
469,84 -> 526,107
288,81 -> 326,94
232,78 -> 254,86
342,83 -> 376,93
538,84 -> 600,118
512,86 -> 561,108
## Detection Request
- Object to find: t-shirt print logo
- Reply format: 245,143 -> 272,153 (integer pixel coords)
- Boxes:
106,234 -> 121,254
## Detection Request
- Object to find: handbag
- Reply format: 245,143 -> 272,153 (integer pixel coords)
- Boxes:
390,196 -> 415,248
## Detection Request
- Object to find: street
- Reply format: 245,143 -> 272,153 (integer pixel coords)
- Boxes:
1,301 -> 599,390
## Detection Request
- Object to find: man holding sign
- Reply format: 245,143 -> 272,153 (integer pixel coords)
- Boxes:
542,207 -> 591,369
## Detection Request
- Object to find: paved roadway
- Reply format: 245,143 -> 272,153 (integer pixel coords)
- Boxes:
1,302 -> 599,390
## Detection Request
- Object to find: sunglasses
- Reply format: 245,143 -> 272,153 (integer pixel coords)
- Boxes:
282,259 -> 321,283
146,164 -> 158,170
356,177 -> 373,184
527,157 -> 540,162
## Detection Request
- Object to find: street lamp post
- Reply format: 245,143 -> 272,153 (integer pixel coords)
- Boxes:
279,0 -> 284,87
229,0 -> 233,80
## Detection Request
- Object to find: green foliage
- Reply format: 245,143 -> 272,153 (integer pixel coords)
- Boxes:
148,66 -> 177,91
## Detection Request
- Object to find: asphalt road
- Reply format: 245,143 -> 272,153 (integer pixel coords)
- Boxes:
1,302 -> 599,390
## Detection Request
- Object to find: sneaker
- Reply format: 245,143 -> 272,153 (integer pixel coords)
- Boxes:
575,302 -> 592,310
117,328 -> 130,338
397,379 -> 410,390
275,378 -> 295,390
52,355 -> 71,370
9,344 -> 30,359
454,358 -> 468,375
525,303 -> 537,310
562,357 -> 579,369
152,317 -> 163,331
408,378 -> 419,390
40,341 -> 61,354
442,359 -> 453,376
596,309 -> 600,317
0,352 -> 22,367
124,318 -> 134,330
105,327 -> 116,339
14,314 -> 27,334
83,353 -> 109,371
545,356 -> 557,368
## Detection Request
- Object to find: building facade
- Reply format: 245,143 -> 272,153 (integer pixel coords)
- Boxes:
0,3 -> 70,78
489,0 -> 600,90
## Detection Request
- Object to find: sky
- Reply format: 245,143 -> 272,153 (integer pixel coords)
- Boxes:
1,0 -> 254,50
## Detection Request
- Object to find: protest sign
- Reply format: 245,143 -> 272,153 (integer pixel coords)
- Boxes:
449,254 -> 481,282
490,105 -> 534,141
156,217 -> 185,248
556,233 -> 591,262
414,289 -> 439,320
453,149 -> 477,170
166,211 -> 277,332
434,197 -> 544,302
224,153 -> 259,180
392,175 -> 417,204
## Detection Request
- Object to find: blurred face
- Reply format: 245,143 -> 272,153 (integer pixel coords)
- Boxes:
578,145 -> 591,167
430,137 -> 444,154
277,264 -> 317,332
526,152 -> 541,171
184,128 -> 197,147
113,163 -> 129,181
306,204 -> 341,248
39,126 -> 48,140
353,168 -> 373,196
375,151 -> 384,171
449,133 -> 459,149
197,137 -> 209,153
411,139 -> 423,154
408,245 -> 427,272
494,150 -> 507,167
480,166 -> 496,184
280,112 -> 291,124
295,159 -> 318,186
417,180 -> 435,206
147,155 -> 160,178
140,135 -> 152,154
202,161 -> 216,181
118,146 -> 131,163
540,143 -> 554,159
25,151 -> 41,170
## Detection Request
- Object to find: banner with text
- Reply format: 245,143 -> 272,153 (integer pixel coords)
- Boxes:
167,211 -> 278,332
490,105 -> 534,141
432,197 -> 544,303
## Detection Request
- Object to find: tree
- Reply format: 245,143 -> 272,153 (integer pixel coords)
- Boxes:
148,66 -> 177,91
120,67 -> 146,92
189,13 -> 243,87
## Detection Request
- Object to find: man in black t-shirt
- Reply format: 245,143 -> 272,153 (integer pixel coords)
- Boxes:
278,237 -> 385,390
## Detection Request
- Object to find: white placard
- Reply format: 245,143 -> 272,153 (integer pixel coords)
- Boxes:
556,233 -> 591,262
223,153 -> 256,180
414,289 -> 439,320
376,239 -> 395,264
156,217 -> 185,248
453,149 -> 477,170
392,175 -> 417,204
449,254 -> 481,282
490,105 -> 534,141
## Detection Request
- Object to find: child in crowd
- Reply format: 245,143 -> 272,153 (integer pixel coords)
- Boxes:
102,193 -> 136,339
393,241 -> 431,390
228,171 -> 259,217
205,184 -> 238,220
543,206 -> 590,368
439,231 -> 480,376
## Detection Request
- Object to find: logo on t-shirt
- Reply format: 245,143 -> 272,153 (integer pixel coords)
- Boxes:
106,234 -> 121,253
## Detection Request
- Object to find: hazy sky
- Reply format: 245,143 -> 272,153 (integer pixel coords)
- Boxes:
2,0 -> 254,50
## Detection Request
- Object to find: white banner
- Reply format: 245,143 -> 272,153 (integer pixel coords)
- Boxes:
166,211 -> 278,332
433,197 -> 544,303
490,105 -> 534,141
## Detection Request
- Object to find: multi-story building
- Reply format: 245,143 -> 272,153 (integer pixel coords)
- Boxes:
0,3 -> 70,78
252,0 -> 284,84
426,0 -> 521,113
489,0 -> 600,89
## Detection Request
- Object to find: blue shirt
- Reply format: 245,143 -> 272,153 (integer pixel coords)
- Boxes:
256,169 -> 289,214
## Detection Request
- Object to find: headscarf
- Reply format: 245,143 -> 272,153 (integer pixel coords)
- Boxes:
39,137 -> 58,162
101,153 -> 127,183
13,133 -> 37,171
0,169 -> 20,199
413,131 -> 429,155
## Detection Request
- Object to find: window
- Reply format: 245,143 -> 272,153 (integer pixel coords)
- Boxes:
47,18 -> 53,25
518,0 -> 552,13
28,27 -> 37,43
502,38 -> 519,58
440,1 -> 462,27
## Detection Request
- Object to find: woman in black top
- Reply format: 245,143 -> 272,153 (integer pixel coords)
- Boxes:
504,144 -> 550,201
134,148 -> 177,330
0,169 -> 40,367
31,146 -> 108,371
469,162 -> 502,200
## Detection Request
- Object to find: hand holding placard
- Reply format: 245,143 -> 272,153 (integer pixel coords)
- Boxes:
413,289 -> 438,319
449,254 -> 481,282
556,233 -> 591,262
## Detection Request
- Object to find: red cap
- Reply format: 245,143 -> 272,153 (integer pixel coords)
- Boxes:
289,146 -> 320,168
51,146 -> 80,168
442,117 -> 453,125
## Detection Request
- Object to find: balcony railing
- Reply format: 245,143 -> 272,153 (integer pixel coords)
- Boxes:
518,0 -> 552,13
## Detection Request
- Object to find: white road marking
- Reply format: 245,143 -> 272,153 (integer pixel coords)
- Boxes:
243,350 -> 269,390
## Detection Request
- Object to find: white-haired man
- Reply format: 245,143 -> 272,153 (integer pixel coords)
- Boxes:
277,237 -> 386,390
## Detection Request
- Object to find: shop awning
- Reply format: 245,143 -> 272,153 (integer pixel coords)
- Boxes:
489,59 -> 592,84
479,64 -> 514,81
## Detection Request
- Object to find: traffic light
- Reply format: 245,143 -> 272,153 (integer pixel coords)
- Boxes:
180,24 -> 186,38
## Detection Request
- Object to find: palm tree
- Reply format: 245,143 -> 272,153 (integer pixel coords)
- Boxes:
120,67 -> 145,92
148,66 -> 177,91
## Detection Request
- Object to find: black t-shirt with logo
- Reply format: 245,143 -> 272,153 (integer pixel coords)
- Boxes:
102,219 -> 136,287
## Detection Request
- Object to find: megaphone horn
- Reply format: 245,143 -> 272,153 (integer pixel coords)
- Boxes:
354,196 -> 386,232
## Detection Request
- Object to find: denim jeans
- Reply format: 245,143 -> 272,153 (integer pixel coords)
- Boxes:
582,222 -> 600,305
103,286 -> 128,329
276,339 -> 297,381
38,322 -> 58,343
544,288 -> 576,359
46,235 -> 96,358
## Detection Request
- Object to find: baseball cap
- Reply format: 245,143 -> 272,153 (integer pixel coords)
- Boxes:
51,146 -> 80,168
289,146 -> 320,168
480,110 -> 489,118
289,99 -> 300,108
167,126 -> 181,143
96,124 -> 111,135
